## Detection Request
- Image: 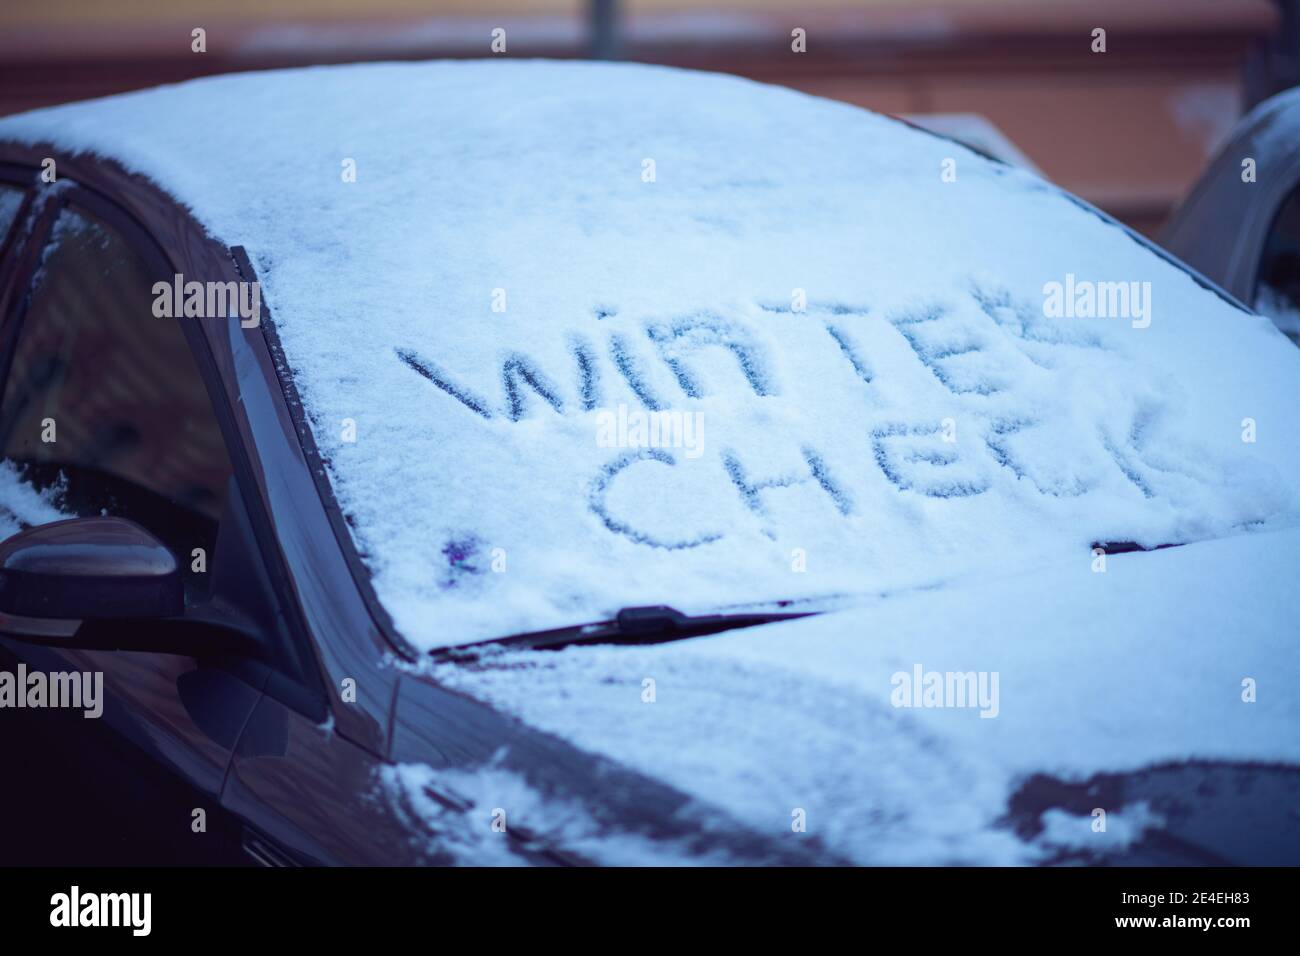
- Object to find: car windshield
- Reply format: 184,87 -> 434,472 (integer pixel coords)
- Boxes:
5,62 -> 1298,652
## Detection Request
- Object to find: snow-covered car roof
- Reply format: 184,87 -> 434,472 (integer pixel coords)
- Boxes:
3,60 -> 1299,651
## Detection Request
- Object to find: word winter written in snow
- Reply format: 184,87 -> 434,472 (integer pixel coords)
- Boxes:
1042,273 -> 1152,329
891,664 -> 1000,718
0,664 -> 102,718
50,886 -> 151,936
595,403 -> 705,459
152,273 -> 261,327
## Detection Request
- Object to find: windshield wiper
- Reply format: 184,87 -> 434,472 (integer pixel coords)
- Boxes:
432,604 -> 815,660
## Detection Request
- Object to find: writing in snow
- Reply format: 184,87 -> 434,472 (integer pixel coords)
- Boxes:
595,403 -> 705,459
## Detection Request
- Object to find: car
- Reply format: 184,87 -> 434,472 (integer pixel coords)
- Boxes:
1164,84 -> 1300,346
0,59 -> 1298,866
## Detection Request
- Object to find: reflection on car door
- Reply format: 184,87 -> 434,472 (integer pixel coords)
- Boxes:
0,193 -> 262,819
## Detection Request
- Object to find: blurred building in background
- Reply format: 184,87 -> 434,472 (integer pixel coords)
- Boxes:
0,0 -> 1290,234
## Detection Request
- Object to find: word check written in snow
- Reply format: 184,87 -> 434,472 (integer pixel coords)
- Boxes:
396,289 -> 1151,545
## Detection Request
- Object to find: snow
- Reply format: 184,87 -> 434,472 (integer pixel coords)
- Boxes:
0,461 -> 68,540
2,61 -> 1299,651
1035,803 -> 1165,856
901,112 -> 1043,173
428,526 -> 1300,864
379,757 -> 744,866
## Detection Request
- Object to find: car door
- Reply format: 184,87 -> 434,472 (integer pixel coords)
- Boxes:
0,178 -> 276,839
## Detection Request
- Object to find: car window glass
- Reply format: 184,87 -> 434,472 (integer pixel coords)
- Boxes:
1253,186 -> 1300,346
0,185 -> 24,244
0,205 -> 233,589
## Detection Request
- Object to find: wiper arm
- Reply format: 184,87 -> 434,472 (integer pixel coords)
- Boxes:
604,605 -> 812,641
433,604 -> 815,660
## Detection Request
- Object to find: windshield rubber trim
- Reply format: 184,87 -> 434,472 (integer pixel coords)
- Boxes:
229,245 -> 419,663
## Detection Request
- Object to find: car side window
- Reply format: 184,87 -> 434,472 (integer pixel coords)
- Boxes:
0,204 -> 233,586
0,184 -> 24,244
1253,186 -> 1300,346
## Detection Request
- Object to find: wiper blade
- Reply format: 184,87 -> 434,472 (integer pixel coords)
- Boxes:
433,604 -> 814,660
1090,539 -> 1182,554
605,605 -> 812,640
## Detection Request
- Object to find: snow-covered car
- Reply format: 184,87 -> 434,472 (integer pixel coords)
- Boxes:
0,61 -> 1298,866
1164,85 -> 1300,346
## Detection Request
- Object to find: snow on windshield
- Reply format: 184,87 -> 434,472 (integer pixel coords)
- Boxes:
4,61 -> 1299,649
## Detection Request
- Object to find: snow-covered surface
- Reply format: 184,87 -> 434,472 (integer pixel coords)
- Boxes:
901,112 -> 1043,173
0,462 -> 67,540
379,758 -> 742,866
429,527 -> 1300,864
2,61 -> 1299,650
1036,803 -> 1165,855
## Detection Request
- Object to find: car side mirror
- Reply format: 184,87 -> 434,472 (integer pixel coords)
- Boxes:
0,516 -> 183,624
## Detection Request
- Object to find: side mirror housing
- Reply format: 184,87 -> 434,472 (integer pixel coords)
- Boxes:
0,516 -> 183,620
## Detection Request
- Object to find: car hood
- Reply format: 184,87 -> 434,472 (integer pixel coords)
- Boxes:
416,526 -> 1300,864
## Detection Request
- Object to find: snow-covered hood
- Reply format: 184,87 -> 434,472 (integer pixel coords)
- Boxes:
426,527 -> 1300,864
3,61 -> 1300,652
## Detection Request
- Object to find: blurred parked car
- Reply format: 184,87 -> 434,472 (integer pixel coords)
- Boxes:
1163,86 -> 1300,344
